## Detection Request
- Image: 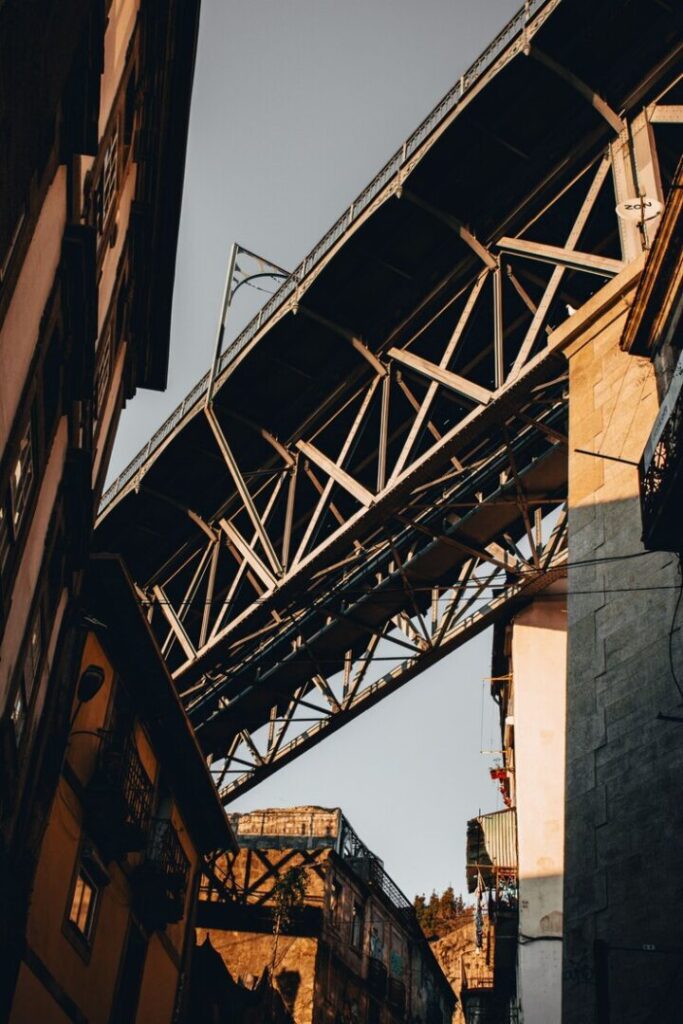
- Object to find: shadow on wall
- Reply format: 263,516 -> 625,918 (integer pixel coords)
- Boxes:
563,489 -> 683,1024
187,935 -> 299,1024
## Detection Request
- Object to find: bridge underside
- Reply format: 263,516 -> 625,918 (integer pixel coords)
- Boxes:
97,0 -> 683,799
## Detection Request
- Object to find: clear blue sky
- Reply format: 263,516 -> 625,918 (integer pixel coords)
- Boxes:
109,0 -> 521,900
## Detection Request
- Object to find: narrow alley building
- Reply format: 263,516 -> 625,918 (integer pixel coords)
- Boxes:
8,554 -> 236,1022
0,0 -> 202,1012
195,807 -> 456,1024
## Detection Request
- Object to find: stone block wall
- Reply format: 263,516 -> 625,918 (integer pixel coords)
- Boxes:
562,275 -> 683,1023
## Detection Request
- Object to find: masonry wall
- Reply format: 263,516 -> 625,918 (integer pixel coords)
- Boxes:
561,270 -> 683,1023
510,589 -> 566,1024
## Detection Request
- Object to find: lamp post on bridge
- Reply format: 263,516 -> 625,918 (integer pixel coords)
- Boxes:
205,242 -> 290,408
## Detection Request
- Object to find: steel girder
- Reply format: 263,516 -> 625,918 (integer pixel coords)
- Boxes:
97,1 -> 683,800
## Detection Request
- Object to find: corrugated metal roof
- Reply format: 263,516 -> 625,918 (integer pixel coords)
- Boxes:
466,809 -> 517,892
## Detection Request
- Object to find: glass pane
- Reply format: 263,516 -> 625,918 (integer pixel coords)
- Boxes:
10,424 -> 34,532
69,869 -> 98,941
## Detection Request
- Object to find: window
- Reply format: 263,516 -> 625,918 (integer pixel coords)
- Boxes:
9,604 -> 44,747
23,610 -> 42,703
0,502 -> 10,577
123,71 -> 137,148
351,901 -> 364,950
9,421 -> 34,536
331,880 -> 343,928
110,922 -> 147,1023
68,864 -> 100,944
94,321 -> 113,420
101,125 -> 119,234
10,689 -> 26,746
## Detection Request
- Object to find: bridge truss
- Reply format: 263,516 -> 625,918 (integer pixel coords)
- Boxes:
98,0 -> 683,799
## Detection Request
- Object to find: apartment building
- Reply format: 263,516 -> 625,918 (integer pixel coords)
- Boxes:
0,0 -> 201,1010
195,807 -> 456,1024
9,555 -> 236,1023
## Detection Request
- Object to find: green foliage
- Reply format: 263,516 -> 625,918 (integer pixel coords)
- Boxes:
413,885 -> 471,939
272,866 -> 307,931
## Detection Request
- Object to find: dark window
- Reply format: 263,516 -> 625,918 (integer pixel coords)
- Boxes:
123,71 -> 137,147
351,901 -> 364,950
110,920 -> 148,1023
331,880 -> 343,928
23,609 -> 43,703
10,689 -> 26,746
10,602 -> 44,747
94,321 -> 113,420
9,420 -> 34,536
101,126 -> 119,234
0,501 -> 10,577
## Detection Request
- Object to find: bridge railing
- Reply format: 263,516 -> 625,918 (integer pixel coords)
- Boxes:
100,0 -> 552,513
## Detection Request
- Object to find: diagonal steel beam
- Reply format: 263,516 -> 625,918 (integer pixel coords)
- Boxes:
219,517 -> 278,590
390,270 -> 489,480
205,404 -> 283,577
528,46 -> 625,134
508,154 -> 611,378
496,237 -> 624,277
296,440 -> 374,507
388,347 -> 493,405
401,189 -> 497,270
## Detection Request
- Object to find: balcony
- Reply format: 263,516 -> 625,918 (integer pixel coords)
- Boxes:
640,351 -> 683,552
84,733 -> 153,861
131,817 -> 190,931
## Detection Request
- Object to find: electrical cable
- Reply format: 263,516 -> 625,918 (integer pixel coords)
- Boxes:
136,550 -> 665,608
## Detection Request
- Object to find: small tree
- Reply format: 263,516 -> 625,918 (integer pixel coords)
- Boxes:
269,866 -> 307,994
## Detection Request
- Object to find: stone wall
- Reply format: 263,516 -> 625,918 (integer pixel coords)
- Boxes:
562,270 -> 683,1023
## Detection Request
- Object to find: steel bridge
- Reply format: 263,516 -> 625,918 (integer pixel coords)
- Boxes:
97,0 -> 683,801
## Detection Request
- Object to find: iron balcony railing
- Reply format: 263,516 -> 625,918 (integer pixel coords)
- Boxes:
338,815 -> 414,919
147,817 -> 190,903
85,733 -> 154,860
132,817 -> 191,930
100,0 -> 555,514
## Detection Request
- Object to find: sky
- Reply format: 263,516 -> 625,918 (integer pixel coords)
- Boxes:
108,0 -> 523,901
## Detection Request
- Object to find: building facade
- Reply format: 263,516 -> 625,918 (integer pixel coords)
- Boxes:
0,0 -> 200,1010
195,807 -> 456,1024
9,555 -> 236,1024
462,586 -> 567,1024
561,161 -> 683,1023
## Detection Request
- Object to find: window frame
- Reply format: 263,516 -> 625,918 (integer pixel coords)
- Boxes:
8,592 -> 46,753
350,899 -> 364,951
64,855 -> 103,958
0,280 -> 66,620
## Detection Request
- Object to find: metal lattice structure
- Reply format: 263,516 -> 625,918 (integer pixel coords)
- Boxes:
97,0 -> 683,800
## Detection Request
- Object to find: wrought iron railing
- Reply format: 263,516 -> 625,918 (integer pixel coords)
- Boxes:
85,733 -> 154,857
146,817 -> 190,900
339,815 -> 414,917
131,817 -> 190,929
100,0 -> 556,513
